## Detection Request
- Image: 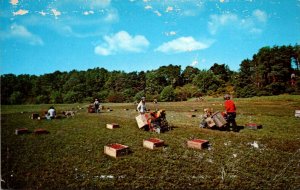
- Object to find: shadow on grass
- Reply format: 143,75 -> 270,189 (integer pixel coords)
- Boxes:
205,125 -> 245,132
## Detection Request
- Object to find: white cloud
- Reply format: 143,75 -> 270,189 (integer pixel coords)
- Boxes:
191,60 -> 198,67
38,11 -> 47,16
208,13 -> 238,35
103,9 -> 119,23
190,58 -> 205,67
58,25 -> 102,38
56,0 -> 111,9
154,10 -> 162,17
208,11 -> 267,35
169,31 -> 176,35
253,9 -> 267,22
90,0 -> 111,8
250,28 -> 263,34
155,37 -> 212,54
83,10 -> 94,16
3,23 -> 44,45
95,46 -> 111,56
166,6 -> 173,12
95,31 -> 150,56
10,0 -> 18,5
51,9 -> 61,18
210,13 -> 238,26
181,9 -> 198,17
165,31 -> 177,36
145,5 -> 152,10
13,9 -> 29,16
26,9 -> 117,38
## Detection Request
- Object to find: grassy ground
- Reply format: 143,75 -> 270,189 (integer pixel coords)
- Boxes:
1,95 -> 300,189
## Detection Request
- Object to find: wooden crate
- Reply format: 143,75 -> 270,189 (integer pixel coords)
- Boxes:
88,107 -> 95,113
136,114 -> 148,128
15,128 -> 30,135
188,114 -> 196,118
212,111 -> 227,127
30,113 -> 39,119
143,138 -> 164,149
34,128 -> 49,135
106,123 -> 119,129
104,143 -> 129,158
295,110 -> 300,118
187,139 -> 209,150
245,123 -> 262,129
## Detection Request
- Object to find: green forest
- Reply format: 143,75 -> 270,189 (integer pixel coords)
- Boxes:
1,45 -> 300,105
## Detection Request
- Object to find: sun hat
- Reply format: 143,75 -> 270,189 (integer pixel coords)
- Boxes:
224,94 -> 231,100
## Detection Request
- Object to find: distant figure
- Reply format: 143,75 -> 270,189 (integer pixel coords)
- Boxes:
223,94 -> 238,132
46,106 -> 56,120
196,96 -> 204,102
291,72 -> 296,86
94,98 -> 100,113
153,98 -> 159,111
137,97 -> 147,114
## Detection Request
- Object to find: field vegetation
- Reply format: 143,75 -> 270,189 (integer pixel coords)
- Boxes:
1,95 -> 300,189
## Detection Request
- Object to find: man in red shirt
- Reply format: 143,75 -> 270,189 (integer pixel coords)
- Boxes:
224,94 -> 238,132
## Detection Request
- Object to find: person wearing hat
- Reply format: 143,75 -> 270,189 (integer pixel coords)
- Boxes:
94,98 -> 100,113
137,97 -> 147,114
223,94 -> 238,132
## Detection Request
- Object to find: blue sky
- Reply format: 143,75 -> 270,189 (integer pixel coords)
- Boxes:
1,0 -> 300,76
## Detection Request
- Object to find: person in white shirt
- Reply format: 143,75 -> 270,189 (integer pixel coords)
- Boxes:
94,98 -> 100,113
291,72 -> 296,86
46,106 -> 56,120
137,97 -> 147,114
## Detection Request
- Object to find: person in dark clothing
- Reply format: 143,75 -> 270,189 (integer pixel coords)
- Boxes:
94,98 -> 100,113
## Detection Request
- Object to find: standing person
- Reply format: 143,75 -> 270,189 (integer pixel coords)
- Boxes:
137,97 -> 147,114
94,98 -> 100,113
291,72 -> 296,86
46,106 -> 56,120
223,94 -> 238,132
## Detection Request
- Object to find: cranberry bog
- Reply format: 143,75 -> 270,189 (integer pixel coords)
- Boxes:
1,95 -> 300,189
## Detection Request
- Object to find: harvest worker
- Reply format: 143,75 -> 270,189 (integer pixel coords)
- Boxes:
291,72 -> 296,86
137,97 -> 147,114
200,108 -> 213,128
223,94 -> 238,132
94,98 -> 100,113
46,106 -> 56,120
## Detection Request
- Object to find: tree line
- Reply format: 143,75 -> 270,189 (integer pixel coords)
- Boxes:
1,44 -> 300,105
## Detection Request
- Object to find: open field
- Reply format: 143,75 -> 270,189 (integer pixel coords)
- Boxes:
1,95 -> 300,189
